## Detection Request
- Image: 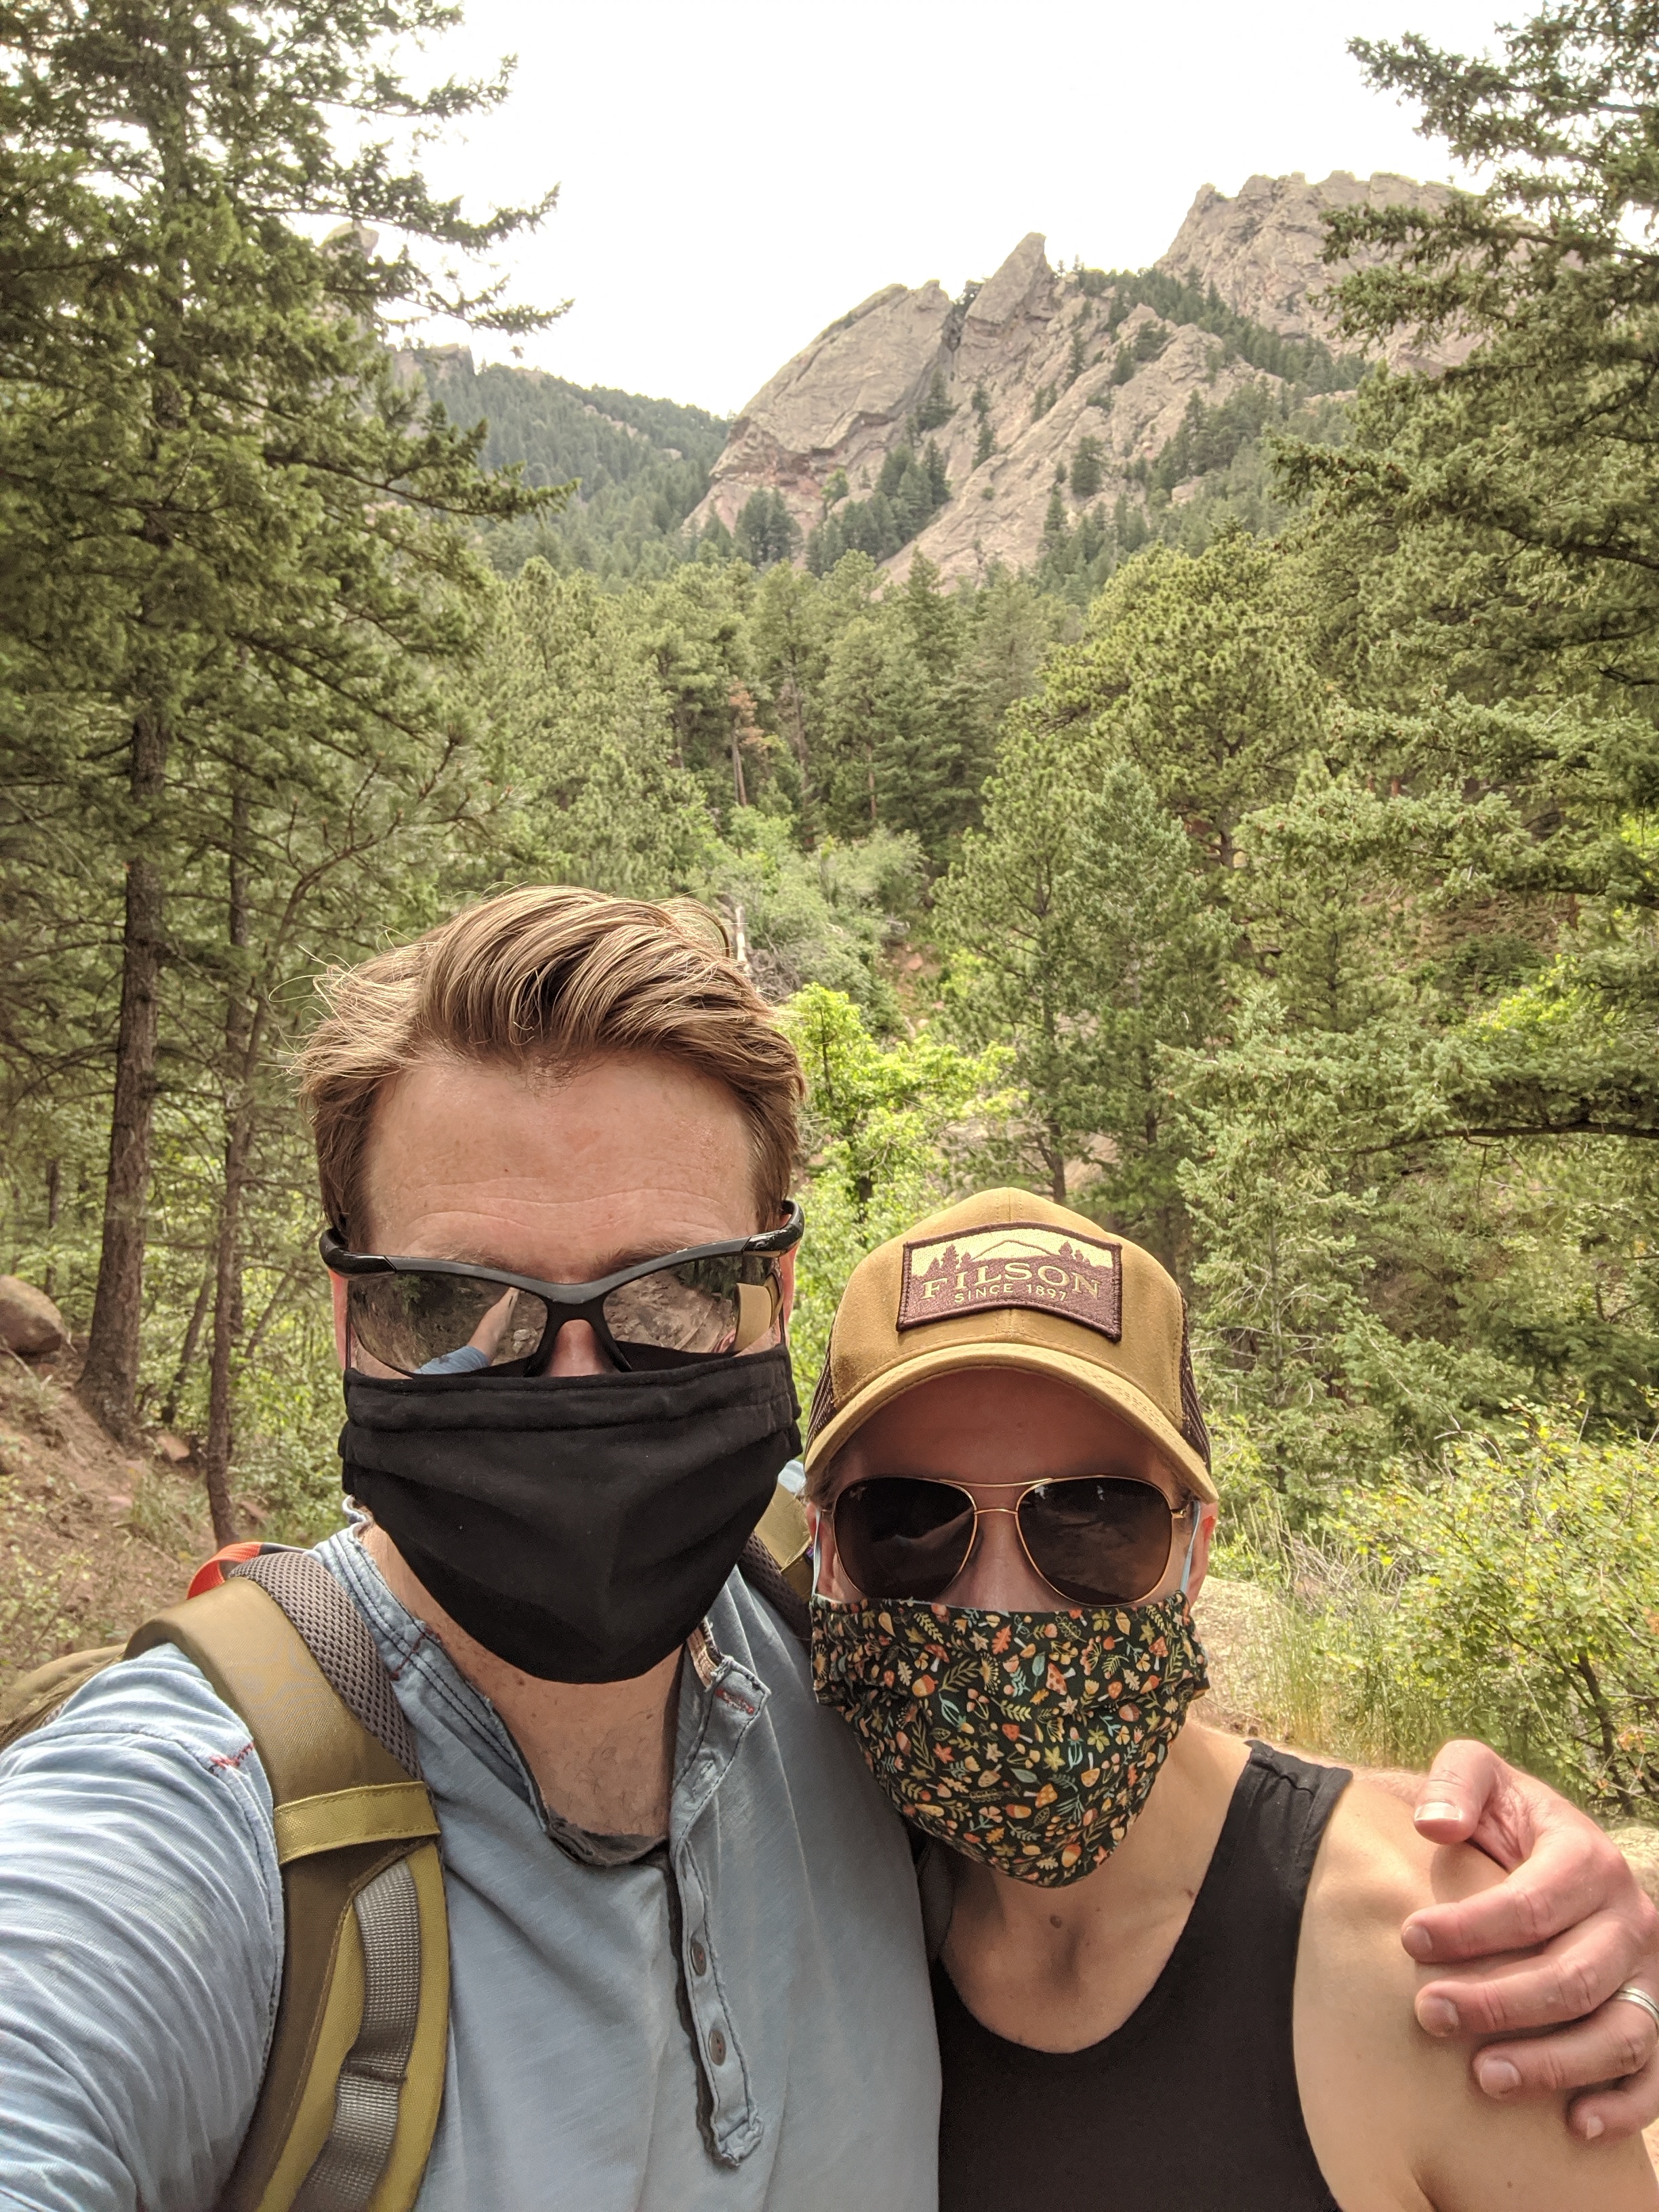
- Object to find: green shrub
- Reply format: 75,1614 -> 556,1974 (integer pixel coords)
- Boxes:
1214,1418 -> 1659,1814
1334,1422 -> 1659,1814
776,986 -> 1013,1406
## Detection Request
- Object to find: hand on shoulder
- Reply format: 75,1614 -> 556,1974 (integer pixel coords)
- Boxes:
1295,1778 -> 1658,2212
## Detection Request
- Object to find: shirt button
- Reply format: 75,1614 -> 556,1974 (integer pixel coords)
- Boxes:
708,2028 -> 727,2066
689,1939 -> 708,1975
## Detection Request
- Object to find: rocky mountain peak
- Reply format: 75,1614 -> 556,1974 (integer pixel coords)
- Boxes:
1157,169 -> 1460,371
695,171 -> 1467,586
964,232 -> 1053,330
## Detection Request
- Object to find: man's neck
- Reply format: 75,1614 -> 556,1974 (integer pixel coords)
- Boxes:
359,1523 -> 681,1839
939,1719 -> 1250,2053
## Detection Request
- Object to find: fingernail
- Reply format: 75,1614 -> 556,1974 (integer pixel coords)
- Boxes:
1401,1923 -> 1433,1961
1415,1801 -> 1462,1824
1418,1996 -> 1459,2036
1477,2057 -> 1521,2097
1582,2115 -> 1604,2142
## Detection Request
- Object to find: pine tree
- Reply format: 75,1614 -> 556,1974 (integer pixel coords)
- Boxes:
1273,0 -> 1659,1160
1070,436 -> 1105,501
916,369 -> 954,432
937,713 -> 1225,1237
476,562 -> 712,896
1041,486 -> 1069,557
695,513 -> 736,560
1040,535 -> 1321,868
0,0 -> 557,1438
734,489 -> 802,571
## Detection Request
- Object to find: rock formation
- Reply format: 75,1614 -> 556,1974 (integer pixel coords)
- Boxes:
1157,169 -> 1462,373
694,172 -> 1468,586
0,1277 -> 68,1358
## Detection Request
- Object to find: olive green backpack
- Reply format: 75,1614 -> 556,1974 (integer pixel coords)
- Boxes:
0,1492 -> 812,2212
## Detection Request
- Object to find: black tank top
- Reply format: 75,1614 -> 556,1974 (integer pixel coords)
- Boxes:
934,1741 -> 1351,2212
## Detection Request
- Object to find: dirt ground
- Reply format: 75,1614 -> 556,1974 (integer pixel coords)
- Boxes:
0,1351 -> 215,1686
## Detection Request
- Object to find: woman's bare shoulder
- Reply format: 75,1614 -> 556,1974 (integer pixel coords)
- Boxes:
1294,1778 -> 1658,2212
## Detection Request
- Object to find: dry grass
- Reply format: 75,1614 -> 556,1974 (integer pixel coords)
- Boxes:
1191,1576 -> 1305,1742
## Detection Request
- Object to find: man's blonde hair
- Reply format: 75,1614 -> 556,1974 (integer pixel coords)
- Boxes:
295,886 -> 804,1241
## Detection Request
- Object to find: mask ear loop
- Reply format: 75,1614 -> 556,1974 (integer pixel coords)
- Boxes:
1177,1504 -> 1205,1598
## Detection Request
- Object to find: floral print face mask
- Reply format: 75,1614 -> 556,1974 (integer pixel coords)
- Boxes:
811,1593 -> 1208,1886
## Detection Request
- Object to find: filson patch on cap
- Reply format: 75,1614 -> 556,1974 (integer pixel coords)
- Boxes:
897,1223 -> 1124,1340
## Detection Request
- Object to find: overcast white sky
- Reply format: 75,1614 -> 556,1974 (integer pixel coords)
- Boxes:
409,0 -> 1509,414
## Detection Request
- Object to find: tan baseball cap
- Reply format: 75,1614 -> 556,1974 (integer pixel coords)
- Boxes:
803,1187 -> 1216,1502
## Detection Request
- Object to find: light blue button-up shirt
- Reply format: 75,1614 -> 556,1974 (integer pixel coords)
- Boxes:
0,1528 -> 939,2211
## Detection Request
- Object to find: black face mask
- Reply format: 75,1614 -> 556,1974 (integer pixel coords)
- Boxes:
340,1346 -> 800,1683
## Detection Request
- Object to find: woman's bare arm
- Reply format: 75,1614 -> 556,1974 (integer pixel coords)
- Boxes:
1283,1736 -> 1659,2138
1294,1779 -> 1658,2212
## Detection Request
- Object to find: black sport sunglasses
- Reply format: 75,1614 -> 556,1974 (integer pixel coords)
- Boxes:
320,1202 -> 803,1376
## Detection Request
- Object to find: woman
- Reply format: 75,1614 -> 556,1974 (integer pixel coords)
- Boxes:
804,1187 -> 1658,2212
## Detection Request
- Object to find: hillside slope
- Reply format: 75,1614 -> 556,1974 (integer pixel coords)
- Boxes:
694,171 -> 1467,586
0,1356 -> 213,1686
398,348 -> 731,580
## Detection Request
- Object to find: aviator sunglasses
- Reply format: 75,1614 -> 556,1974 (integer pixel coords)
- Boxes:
829,1471 -> 1199,1608
320,1202 -> 804,1376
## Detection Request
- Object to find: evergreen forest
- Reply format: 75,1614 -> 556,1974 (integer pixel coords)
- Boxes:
4,0 -> 1659,1817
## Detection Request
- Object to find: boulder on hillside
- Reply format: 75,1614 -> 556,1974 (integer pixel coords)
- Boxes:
0,1277 -> 68,1358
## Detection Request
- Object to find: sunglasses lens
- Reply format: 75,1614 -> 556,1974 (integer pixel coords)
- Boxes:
834,1478 -> 977,1602
601,1254 -> 777,1366
1018,1477 -> 1176,1605
348,1274 -> 548,1375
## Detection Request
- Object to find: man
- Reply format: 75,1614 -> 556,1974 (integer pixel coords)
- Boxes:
806,1189 -> 1659,2209
0,887 -> 1653,2212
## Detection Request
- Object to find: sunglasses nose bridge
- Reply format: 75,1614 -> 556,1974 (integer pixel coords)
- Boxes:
525,1293 -> 634,1376
955,1497 -> 1026,1570
532,1311 -> 613,1377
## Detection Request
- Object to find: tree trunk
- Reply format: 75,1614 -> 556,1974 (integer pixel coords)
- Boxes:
43,1160 -> 60,1299
730,724 -> 747,810
201,775 -> 251,1547
242,1254 -> 305,1366
160,1254 -> 213,1429
1044,1122 -> 1067,1205
79,707 -> 169,1439
200,1141 -> 247,1546
727,900 -> 753,981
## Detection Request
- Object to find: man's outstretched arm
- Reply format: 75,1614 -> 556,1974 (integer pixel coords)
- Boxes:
1367,1738 -> 1659,2142
0,1647 -> 281,2212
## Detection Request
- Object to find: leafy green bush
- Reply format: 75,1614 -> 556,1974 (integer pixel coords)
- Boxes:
703,812 -> 922,1017
777,987 -> 1013,1406
1215,1420 -> 1659,1816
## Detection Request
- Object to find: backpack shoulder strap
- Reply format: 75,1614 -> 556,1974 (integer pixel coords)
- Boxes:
0,1643 -> 128,1753
739,1481 -> 813,1646
129,1550 -> 448,2212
